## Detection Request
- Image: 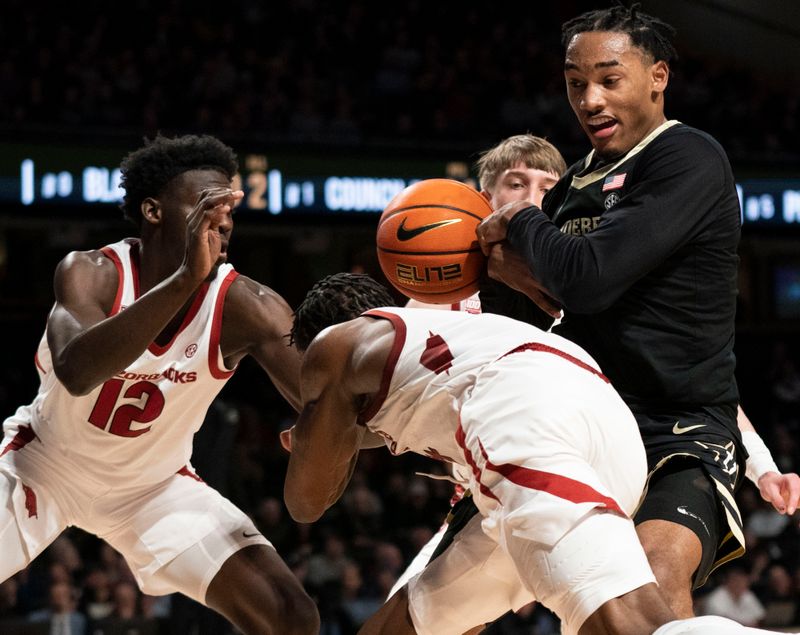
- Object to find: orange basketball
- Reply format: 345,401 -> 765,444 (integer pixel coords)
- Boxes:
376,178 -> 493,303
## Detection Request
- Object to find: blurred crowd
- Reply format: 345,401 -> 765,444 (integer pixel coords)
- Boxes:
1,0 -> 798,165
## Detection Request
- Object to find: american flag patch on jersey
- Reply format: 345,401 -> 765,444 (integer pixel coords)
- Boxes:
602,173 -> 626,191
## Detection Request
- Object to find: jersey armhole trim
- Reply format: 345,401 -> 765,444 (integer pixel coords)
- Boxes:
209,269 -> 240,379
100,246 -> 125,316
358,309 -> 407,424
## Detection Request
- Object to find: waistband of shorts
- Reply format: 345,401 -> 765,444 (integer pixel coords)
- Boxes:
500,342 -> 608,383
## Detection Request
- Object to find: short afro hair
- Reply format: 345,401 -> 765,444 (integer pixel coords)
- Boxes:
291,273 -> 397,351
561,3 -> 678,66
119,134 -> 238,227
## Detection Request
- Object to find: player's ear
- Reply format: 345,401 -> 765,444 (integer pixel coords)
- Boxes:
480,189 -> 492,204
651,60 -> 669,95
141,198 -> 162,226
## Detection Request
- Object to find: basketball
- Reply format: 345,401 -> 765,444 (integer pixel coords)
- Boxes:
376,178 -> 493,304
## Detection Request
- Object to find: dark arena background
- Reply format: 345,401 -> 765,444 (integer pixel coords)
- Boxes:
1,1 -> 799,633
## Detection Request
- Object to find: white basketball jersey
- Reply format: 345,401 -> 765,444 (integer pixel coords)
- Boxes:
360,307 -> 602,464
27,238 -> 238,487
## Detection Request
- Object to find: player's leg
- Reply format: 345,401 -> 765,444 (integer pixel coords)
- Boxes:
363,511 -> 531,635
456,356 -> 665,633
359,586 -> 417,635
0,469 -> 37,580
0,444 -> 68,582
359,585 -> 485,635
203,543 -> 318,635
578,581 -> 673,634
633,409 -> 746,617
388,484 -> 476,599
634,458 -> 727,618
635,519 -> 702,618
100,472 -> 318,635
387,521 -> 449,600
500,507 -> 665,635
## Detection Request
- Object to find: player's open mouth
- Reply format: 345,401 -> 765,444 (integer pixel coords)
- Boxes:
587,118 -> 617,139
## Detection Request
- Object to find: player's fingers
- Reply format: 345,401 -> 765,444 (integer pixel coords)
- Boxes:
761,479 -> 784,511
782,474 -> 800,515
486,244 -> 512,280
187,191 -> 231,233
205,202 -> 233,229
197,187 -> 243,214
759,475 -> 786,514
477,215 -> 506,254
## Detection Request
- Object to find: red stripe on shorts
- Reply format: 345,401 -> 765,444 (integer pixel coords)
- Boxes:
502,342 -> 609,383
478,441 -> 624,516
455,422 -> 500,503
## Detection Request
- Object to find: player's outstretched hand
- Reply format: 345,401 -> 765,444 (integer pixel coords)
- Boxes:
477,200 -> 536,256
757,471 -> 800,515
184,187 -> 244,283
486,243 -> 562,318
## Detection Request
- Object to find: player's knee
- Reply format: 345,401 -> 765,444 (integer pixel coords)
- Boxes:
233,586 -> 319,635
637,524 -> 699,578
280,589 -> 320,635
583,583 -> 673,635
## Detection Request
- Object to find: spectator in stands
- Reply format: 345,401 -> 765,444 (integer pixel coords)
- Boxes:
0,577 -> 23,619
109,581 -> 140,621
306,532 -> 352,591
80,567 -> 113,621
761,564 -> 798,628
28,581 -> 87,635
702,566 -> 766,627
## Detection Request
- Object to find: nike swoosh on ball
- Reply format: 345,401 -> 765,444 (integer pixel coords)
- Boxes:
396,218 -> 462,241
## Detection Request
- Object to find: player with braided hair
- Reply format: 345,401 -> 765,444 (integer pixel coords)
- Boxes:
284,273 -> 797,635
478,2 -> 800,619
290,273 -> 397,351
560,2 -> 678,69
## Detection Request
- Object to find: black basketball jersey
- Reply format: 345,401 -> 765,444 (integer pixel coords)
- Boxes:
503,121 -> 741,415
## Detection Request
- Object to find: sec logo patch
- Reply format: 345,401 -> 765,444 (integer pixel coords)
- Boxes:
604,192 -> 620,210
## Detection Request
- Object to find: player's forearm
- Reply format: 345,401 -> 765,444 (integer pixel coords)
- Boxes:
51,269 -> 201,395
506,207 -> 667,314
506,208 -> 614,312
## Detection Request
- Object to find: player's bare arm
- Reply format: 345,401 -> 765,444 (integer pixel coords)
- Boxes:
48,187 -> 241,396
221,275 -> 303,412
285,318 -> 393,522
